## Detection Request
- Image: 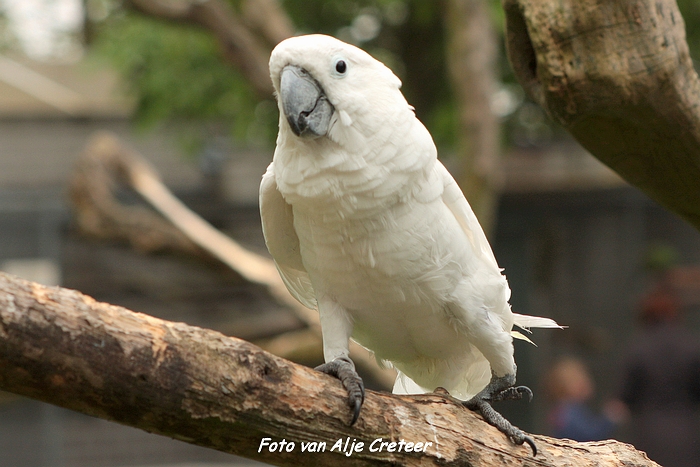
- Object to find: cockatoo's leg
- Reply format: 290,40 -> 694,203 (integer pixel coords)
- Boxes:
315,357 -> 365,424
315,296 -> 365,424
463,371 -> 537,455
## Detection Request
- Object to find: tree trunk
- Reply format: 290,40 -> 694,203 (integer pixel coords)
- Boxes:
504,0 -> 700,231
0,272 -> 659,466
444,0 -> 502,234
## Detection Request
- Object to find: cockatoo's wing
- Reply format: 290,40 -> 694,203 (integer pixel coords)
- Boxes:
438,162 -> 499,266
438,162 -> 561,337
259,162 -> 317,310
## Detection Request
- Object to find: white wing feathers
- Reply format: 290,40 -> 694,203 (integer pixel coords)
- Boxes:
261,159 -> 561,333
438,162 -> 499,266
438,162 -> 562,338
259,162 -> 317,310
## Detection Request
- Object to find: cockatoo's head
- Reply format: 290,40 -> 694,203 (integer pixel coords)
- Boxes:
269,34 -> 407,146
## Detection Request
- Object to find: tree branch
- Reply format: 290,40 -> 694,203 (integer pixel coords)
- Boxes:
68,133 -> 205,257
125,0 -> 278,97
241,0 -> 295,48
68,131 -> 397,388
0,272 -> 659,466
503,0 -> 700,231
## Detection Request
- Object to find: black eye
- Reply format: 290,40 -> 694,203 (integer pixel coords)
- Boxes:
335,60 -> 347,74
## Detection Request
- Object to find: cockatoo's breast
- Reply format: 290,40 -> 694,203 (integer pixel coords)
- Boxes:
273,110 -> 436,218
293,190 -> 477,362
275,151 -> 488,366
272,104 -> 511,367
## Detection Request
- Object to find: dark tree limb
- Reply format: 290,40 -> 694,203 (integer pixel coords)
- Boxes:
125,0 -> 283,97
240,0 -> 295,49
0,272 -> 659,466
504,0 -> 700,231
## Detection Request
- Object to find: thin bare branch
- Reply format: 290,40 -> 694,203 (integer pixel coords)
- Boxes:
69,131 -> 397,387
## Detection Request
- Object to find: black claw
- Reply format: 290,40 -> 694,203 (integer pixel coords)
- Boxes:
493,385 -> 533,403
466,397 -> 538,455
506,424 -> 537,456
315,358 -> 365,425
523,435 -> 537,456
435,383 -> 538,455
351,394 -> 362,425
463,374 -> 538,455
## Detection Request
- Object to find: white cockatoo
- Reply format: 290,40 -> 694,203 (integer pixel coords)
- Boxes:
261,34 -> 560,454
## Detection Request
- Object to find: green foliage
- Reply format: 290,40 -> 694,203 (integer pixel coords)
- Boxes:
90,1 -> 461,151
644,243 -> 680,272
93,12 -> 275,151
94,0 -> 700,155
0,7 -> 21,53
678,0 -> 700,64
282,0 -> 458,150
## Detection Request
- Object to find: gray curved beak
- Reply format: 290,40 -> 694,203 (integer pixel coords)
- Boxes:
279,65 -> 333,138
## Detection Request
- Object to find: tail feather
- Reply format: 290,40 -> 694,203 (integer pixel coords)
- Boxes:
392,371 -> 430,395
512,313 -> 563,332
512,313 -> 563,346
511,330 -> 536,345
391,314 -> 564,398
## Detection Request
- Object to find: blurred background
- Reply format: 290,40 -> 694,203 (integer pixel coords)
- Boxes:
1,1 -> 700,466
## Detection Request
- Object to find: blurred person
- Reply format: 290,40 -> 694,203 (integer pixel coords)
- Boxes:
616,277 -> 700,467
545,356 -> 623,441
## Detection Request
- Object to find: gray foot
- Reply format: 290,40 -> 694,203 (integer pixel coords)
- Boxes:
463,373 -> 537,455
315,357 -> 365,425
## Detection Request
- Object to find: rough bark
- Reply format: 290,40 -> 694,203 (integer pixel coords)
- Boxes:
0,272 -> 659,466
444,0 -> 502,234
504,0 -> 700,231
